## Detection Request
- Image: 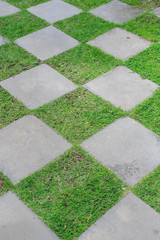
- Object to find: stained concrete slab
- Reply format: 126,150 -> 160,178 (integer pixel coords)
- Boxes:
152,7 -> 160,17
0,0 -> 20,17
87,28 -> 152,60
0,64 -> 77,109
78,193 -> 160,240
84,66 -> 158,111
0,35 -> 9,46
0,115 -> 72,184
28,0 -> 82,23
90,0 -> 144,24
15,26 -> 79,60
81,117 -> 160,186
0,191 -> 59,240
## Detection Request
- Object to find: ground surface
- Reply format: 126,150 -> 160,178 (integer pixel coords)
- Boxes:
0,0 -> 160,239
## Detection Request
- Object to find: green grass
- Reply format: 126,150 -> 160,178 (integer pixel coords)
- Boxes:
0,10 -> 49,41
125,43 -> 160,85
121,0 -> 160,10
33,87 -> 125,144
15,146 -> 126,240
0,43 -> 40,81
123,13 -> 160,42
134,166 -> 160,213
130,89 -> 160,136
54,12 -> 116,43
5,0 -> 50,9
64,0 -> 111,10
47,44 -> 122,85
0,87 -> 29,129
0,172 -> 13,196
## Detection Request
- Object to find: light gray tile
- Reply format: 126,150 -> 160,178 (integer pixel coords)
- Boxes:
0,0 -> 20,17
0,35 -> 9,46
90,0 -> 144,23
0,191 -> 59,240
88,28 -> 152,60
152,7 -> 160,17
15,26 -> 79,60
81,117 -> 160,186
78,193 -> 160,240
0,115 -> 72,183
28,0 -> 82,23
1,64 -> 77,109
84,66 -> 158,110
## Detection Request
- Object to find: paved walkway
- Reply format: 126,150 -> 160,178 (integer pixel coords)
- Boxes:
0,0 -> 160,239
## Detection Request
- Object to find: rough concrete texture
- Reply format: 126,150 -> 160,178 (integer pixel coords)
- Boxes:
84,66 -> 158,110
88,28 -> 152,60
152,7 -> 160,17
81,117 -> 160,186
0,115 -> 72,183
1,64 -> 77,109
78,193 -> 160,240
0,0 -> 20,17
0,35 -> 9,46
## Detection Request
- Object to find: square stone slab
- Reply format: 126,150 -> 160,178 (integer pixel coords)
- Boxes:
0,191 -> 59,240
0,64 -> 77,109
152,7 -> 160,18
15,26 -> 79,60
78,193 -> 160,240
27,0 -> 82,24
0,35 -> 9,46
87,28 -> 152,60
0,115 -> 72,184
90,0 -> 144,24
0,0 -> 20,17
81,117 -> 160,186
84,66 -> 158,111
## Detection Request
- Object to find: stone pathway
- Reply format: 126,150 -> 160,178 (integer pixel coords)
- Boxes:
0,0 -> 160,239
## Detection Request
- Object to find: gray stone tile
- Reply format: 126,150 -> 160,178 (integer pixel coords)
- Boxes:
0,191 -> 59,240
90,0 -> 144,24
78,193 -> 160,240
0,115 -> 71,184
0,64 -> 77,109
87,27 -> 152,60
81,117 -> 160,186
0,0 -> 20,17
0,35 -> 9,46
28,0 -> 82,24
152,7 -> 160,17
15,26 -> 79,60
84,66 -> 158,111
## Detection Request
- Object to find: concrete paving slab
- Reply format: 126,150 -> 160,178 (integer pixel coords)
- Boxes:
152,7 -> 160,17
15,26 -> 79,60
28,0 -> 82,23
0,64 -> 77,109
84,66 -> 158,110
0,0 -> 20,17
0,115 -> 72,184
0,191 -> 59,240
90,0 -> 144,24
0,35 -> 9,46
78,193 -> 160,240
81,117 -> 160,186
87,28 -> 152,60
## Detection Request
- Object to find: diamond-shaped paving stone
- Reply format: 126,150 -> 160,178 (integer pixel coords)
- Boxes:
0,191 -> 59,240
0,115 -> 71,183
0,64 -> 77,109
84,66 -> 158,111
81,117 -> 160,186
90,0 -> 144,24
0,0 -> 20,17
15,26 -> 79,60
28,0 -> 82,24
152,7 -> 160,18
78,193 -> 160,240
0,35 -> 9,46
88,28 -> 152,60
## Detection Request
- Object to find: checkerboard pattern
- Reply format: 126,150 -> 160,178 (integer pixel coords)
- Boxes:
0,0 -> 160,239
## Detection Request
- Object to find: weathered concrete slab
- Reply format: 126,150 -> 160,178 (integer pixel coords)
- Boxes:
152,7 -> 160,17
0,0 -> 20,17
0,35 -> 9,46
81,117 -> 160,186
